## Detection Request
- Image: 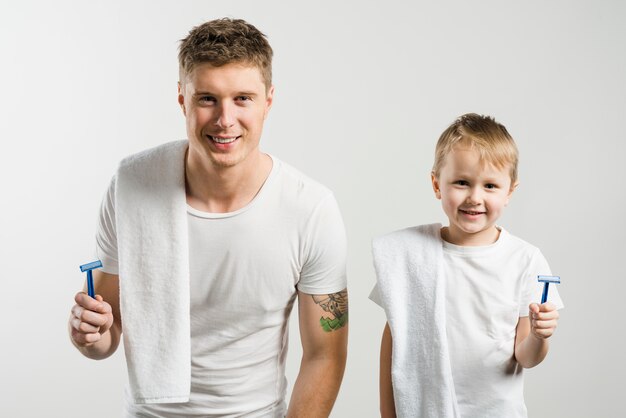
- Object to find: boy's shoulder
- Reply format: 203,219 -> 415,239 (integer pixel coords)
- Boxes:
373,223 -> 442,247
500,227 -> 543,259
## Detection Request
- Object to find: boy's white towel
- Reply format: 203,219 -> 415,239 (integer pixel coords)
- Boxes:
115,140 -> 191,404
372,223 -> 459,418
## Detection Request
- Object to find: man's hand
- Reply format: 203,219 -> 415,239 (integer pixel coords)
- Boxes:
70,292 -> 114,347
528,302 -> 559,339
68,270 -> 121,359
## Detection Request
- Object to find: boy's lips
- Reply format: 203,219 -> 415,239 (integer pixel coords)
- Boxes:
459,209 -> 486,215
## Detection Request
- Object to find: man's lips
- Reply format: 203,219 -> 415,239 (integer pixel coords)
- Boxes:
207,135 -> 241,144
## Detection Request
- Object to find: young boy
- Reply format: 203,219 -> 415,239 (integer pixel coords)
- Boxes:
370,113 -> 563,417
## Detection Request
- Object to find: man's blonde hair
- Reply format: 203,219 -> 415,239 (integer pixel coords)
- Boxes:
178,18 -> 273,90
432,113 -> 519,187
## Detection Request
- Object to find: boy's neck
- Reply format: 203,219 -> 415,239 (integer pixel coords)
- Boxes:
440,225 -> 501,247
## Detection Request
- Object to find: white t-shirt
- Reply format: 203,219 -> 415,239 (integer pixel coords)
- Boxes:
96,155 -> 347,417
371,227 -> 564,418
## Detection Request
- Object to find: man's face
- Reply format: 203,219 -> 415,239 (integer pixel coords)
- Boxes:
178,62 -> 273,169
431,146 -> 514,246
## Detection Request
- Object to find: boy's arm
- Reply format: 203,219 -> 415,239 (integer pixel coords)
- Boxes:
287,289 -> 348,417
514,302 -> 559,368
380,322 -> 396,418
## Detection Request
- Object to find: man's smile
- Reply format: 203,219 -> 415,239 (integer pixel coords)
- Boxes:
207,135 -> 241,144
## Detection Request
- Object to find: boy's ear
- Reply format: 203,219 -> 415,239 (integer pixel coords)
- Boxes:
431,172 -> 442,200
505,181 -> 519,205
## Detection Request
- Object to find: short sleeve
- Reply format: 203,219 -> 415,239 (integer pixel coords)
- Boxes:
94,176 -> 119,274
297,194 -> 347,295
519,248 -> 564,316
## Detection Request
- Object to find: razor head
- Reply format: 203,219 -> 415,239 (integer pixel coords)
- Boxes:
80,260 -> 103,272
538,275 -> 560,284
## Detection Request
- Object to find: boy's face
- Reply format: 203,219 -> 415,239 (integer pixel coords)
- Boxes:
178,62 -> 274,169
432,146 -> 515,246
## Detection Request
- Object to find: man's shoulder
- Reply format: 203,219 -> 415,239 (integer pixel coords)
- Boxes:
119,140 -> 187,171
272,156 -> 334,206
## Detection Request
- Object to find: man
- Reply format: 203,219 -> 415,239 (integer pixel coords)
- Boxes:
69,18 -> 348,417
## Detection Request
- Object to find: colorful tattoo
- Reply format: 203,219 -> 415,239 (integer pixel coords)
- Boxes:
312,290 -> 348,332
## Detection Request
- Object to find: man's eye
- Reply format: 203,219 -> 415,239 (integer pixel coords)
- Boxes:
199,96 -> 216,103
236,95 -> 251,102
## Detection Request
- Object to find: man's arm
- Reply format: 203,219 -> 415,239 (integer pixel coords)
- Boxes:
69,270 -> 122,360
514,302 -> 559,368
287,289 -> 348,417
380,322 -> 396,417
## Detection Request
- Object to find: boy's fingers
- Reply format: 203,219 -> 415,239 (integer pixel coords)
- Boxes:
539,302 -> 556,312
528,303 -> 540,314
534,319 -> 558,330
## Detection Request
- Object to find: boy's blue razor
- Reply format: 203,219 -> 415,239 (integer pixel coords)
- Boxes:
80,260 -> 103,298
538,275 -> 560,304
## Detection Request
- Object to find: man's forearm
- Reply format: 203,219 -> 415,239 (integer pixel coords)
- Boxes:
287,353 -> 347,417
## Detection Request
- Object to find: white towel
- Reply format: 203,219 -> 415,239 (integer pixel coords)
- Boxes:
115,140 -> 191,404
372,223 -> 459,418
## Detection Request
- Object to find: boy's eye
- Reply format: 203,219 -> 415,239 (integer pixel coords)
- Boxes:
454,180 -> 469,186
485,183 -> 498,189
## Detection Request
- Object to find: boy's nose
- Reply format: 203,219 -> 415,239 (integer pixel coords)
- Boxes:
466,188 -> 482,204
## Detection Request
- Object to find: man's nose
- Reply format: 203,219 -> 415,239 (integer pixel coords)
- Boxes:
214,102 -> 235,129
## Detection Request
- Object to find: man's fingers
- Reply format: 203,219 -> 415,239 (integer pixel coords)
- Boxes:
71,327 -> 102,345
74,292 -> 112,315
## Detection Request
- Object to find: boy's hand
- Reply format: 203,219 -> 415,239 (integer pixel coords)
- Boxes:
528,302 -> 559,339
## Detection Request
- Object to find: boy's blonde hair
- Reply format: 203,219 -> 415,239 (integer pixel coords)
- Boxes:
178,18 -> 273,91
432,113 -> 519,187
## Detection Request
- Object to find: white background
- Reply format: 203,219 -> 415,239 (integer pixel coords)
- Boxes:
1,0 -> 624,416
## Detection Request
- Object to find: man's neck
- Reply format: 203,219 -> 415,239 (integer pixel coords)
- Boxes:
185,149 -> 273,213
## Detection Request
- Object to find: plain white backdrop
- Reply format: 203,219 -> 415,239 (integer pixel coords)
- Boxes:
1,0 -> 624,416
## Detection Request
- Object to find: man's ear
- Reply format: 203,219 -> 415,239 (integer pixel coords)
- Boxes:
264,85 -> 275,120
431,172 -> 442,200
177,81 -> 186,115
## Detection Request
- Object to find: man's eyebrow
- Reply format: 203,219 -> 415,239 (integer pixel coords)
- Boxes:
192,91 -> 215,97
192,91 -> 259,97
235,91 -> 259,97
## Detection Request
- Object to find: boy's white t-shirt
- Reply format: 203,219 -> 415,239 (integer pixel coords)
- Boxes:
371,227 -> 564,418
96,156 -> 348,417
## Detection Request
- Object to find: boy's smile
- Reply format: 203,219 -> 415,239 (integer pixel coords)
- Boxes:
432,145 -> 515,246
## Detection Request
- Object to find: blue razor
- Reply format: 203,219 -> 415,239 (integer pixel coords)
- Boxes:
537,275 -> 560,304
80,260 -> 103,298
